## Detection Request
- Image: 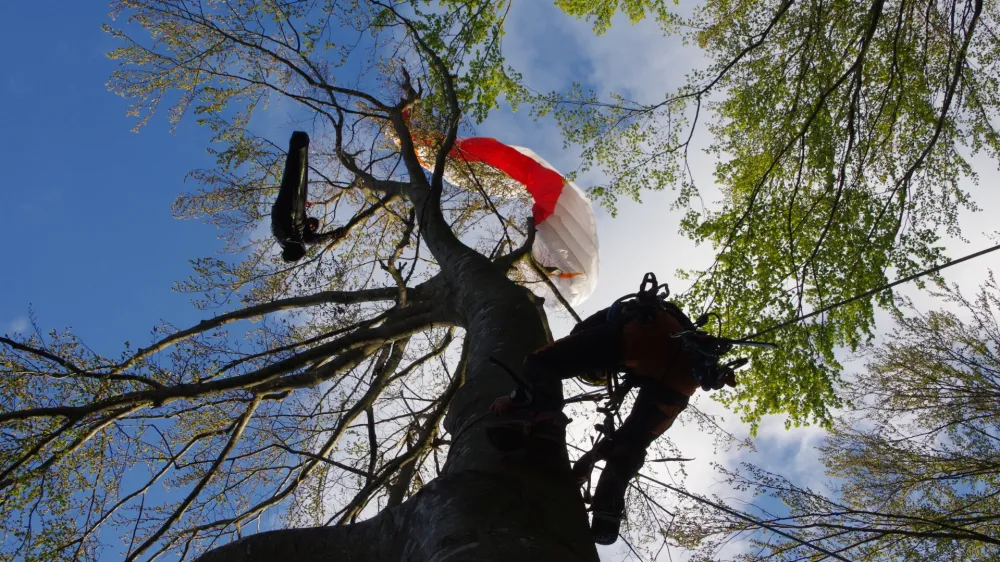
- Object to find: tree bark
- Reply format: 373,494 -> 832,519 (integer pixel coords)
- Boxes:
199,469 -> 595,562
198,214 -> 597,561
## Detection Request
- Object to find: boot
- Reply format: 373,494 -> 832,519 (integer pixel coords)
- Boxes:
589,465 -> 626,545
591,510 -> 622,545
588,446 -> 645,545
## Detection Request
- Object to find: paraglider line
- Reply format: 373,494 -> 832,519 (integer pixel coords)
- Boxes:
748,242 -> 1000,340
529,256 -> 583,324
636,472 -> 852,562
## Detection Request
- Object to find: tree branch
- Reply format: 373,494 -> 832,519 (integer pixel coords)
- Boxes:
127,396 -> 261,561
0,337 -> 162,389
114,287 -> 401,373
1,305 -> 442,424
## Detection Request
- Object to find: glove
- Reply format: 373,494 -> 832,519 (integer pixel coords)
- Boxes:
489,388 -> 532,414
720,370 -> 737,388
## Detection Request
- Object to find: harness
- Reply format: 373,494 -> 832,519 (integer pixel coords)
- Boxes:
595,272 -> 775,393
606,272 -> 676,325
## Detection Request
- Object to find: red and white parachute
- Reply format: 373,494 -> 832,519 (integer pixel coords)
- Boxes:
403,133 -> 600,306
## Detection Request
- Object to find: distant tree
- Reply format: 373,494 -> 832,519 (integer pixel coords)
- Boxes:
659,277 -> 1000,560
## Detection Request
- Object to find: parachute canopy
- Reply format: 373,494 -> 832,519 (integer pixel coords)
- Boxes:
407,132 -> 600,307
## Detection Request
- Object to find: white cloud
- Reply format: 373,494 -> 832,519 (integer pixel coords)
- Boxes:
6,316 -> 28,334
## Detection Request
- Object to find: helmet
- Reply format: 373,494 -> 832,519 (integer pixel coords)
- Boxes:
281,243 -> 307,263
576,370 -> 611,388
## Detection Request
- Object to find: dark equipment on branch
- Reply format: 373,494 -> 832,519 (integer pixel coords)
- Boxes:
271,131 -> 322,262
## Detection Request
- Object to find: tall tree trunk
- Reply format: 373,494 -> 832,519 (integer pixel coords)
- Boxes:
197,182 -> 598,562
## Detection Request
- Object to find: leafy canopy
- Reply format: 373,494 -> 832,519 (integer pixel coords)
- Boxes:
555,0 -> 681,34
549,0 -> 999,431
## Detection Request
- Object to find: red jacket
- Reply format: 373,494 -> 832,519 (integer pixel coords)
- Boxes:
621,308 -> 699,397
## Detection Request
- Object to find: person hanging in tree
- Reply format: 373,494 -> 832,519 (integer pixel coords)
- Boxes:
490,273 -> 755,545
271,131 -> 339,262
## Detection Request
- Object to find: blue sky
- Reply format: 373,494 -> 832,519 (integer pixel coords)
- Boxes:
2,2 -> 1000,561
0,2 -> 221,350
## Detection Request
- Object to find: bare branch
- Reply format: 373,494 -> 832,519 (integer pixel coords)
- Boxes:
127,396 -> 261,561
